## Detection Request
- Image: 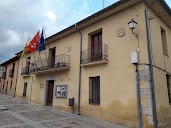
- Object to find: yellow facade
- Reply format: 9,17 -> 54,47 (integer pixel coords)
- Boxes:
148,7 -> 171,127
15,1 -> 171,128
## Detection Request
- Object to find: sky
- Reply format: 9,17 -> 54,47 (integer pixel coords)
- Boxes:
0,0 -> 171,64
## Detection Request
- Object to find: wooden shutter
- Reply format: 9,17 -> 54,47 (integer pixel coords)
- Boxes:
89,78 -> 93,103
97,76 -> 100,103
99,34 -> 102,58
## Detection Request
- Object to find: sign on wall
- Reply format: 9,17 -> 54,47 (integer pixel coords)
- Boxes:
55,85 -> 67,98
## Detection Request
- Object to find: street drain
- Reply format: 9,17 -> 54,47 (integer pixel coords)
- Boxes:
0,108 -> 9,111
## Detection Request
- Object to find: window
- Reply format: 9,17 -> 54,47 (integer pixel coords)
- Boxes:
26,57 -> 31,66
166,75 -> 171,104
90,31 -> 102,61
6,81 -> 8,94
161,27 -> 168,56
10,81 -> 12,89
49,47 -> 56,67
23,83 -> 27,97
55,85 -> 67,98
89,76 -> 100,104
12,63 -> 15,74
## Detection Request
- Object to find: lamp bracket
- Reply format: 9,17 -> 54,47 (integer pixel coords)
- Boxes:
131,29 -> 139,39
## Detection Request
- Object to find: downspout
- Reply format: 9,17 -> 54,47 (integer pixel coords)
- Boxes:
14,59 -> 20,97
136,64 -> 142,128
135,35 -> 143,128
75,24 -> 82,115
30,75 -> 33,102
131,29 -> 142,128
145,1 -> 158,127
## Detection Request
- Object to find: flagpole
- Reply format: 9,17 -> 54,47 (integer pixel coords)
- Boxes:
38,52 -> 43,69
35,31 -> 44,69
42,27 -> 68,81
41,28 -> 62,81
33,52 -> 38,72
42,28 -> 49,64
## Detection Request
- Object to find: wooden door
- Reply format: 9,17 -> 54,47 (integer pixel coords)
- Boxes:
46,80 -> 54,106
49,48 -> 56,67
91,32 -> 102,61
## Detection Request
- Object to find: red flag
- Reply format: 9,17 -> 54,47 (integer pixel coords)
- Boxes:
27,31 -> 40,53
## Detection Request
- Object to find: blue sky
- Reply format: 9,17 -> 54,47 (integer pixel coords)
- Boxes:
79,0 -> 171,14
0,0 -> 170,64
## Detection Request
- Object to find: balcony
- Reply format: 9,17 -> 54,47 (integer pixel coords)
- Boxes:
81,44 -> 108,66
21,67 -> 30,77
9,69 -> 14,77
30,54 -> 70,74
2,72 -> 6,79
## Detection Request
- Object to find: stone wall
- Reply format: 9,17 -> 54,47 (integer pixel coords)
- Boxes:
139,65 -> 154,126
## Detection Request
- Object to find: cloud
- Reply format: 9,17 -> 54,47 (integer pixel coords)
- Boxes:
0,0 -> 170,64
0,0 -> 90,64
46,10 -> 57,23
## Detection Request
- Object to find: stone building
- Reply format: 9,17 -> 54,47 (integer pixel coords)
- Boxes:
0,54 -> 20,96
12,0 -> 171,127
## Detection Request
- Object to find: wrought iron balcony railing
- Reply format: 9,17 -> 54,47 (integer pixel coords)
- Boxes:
30,54 -> 70,74
9,69 -> 14,77
2,72 -> 6,79
21,67 -> 30,76
81,44 -> 108,64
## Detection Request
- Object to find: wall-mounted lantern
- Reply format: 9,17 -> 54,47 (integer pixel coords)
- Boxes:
128,19 -> 137,30
128,19 -> 139,39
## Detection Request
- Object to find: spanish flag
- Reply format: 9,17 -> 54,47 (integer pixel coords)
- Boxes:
21,40 -> 30,57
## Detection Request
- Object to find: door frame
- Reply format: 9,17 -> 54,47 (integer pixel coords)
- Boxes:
44,80 -> 55,106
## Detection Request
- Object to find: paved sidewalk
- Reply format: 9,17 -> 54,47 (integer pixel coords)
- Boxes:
0,93 -> 127,128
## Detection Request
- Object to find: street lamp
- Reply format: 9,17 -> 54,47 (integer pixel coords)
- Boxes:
128,19 -> 137,30
128,19 -> 138,38
128,18 -> 142,128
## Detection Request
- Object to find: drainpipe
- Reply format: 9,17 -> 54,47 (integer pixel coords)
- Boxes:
75,24 -> 82,115
134,34 -> 142,128
30,75 -> 33,102
145,1 -> 158,127
136,63 -> 142,128
14,59 -> 20,97
131,30 -> 142,128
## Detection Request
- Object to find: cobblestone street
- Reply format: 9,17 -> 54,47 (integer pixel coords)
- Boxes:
0,93 -> 127,128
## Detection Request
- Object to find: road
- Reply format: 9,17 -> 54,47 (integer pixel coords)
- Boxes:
0,93 -> 127,128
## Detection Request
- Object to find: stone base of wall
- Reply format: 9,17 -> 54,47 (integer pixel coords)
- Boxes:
0,89 -> 15,97
139,65 -> 154,127
1,89 -> 6,94
7,89 -> 15,97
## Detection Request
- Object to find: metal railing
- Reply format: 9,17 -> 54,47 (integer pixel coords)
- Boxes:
2,72 -> 6,79
81,44 -> 108,64
30,54 -> 70,73
9,69 -> 14,77
21,67 -> 30,75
